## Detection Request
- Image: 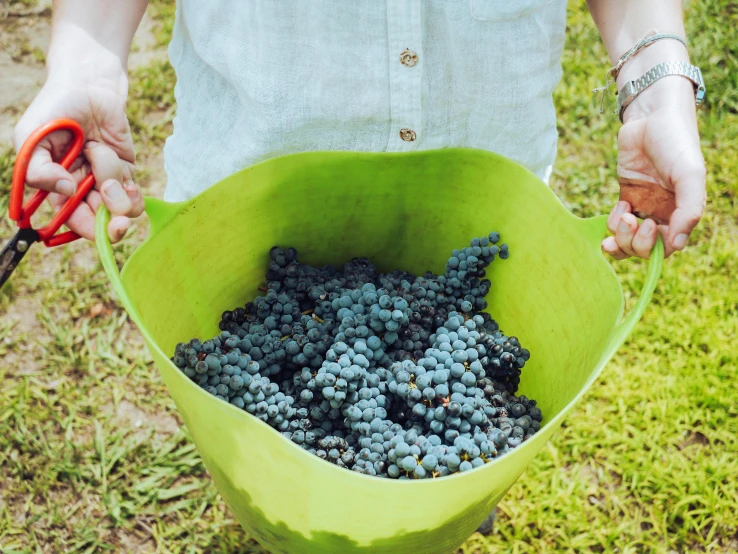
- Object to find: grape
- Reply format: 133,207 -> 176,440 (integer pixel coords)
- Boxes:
401,456 -> 417,472
172,236 -> 539,479
446,453 -> 461,470
422,454 -> 438,471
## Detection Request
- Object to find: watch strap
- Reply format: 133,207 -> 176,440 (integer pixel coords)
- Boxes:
617,61 -> 705,122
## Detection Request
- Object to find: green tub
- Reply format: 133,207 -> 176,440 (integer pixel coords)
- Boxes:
96,148 -> 662,553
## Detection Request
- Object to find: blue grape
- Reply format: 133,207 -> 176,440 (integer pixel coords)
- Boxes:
174,237 -> 537,479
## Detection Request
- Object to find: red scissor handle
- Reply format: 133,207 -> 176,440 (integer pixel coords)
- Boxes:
8,119 -> 96,247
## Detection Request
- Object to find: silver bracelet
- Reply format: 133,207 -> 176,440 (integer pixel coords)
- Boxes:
617,61 -> 706,122
593,30 -> 688,113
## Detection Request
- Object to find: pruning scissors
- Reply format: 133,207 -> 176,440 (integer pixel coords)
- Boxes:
0,119 -> 96,288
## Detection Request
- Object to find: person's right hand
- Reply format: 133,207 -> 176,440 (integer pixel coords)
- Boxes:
13,47 -> 144,243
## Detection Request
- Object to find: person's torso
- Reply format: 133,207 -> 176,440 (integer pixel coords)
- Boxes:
164,0 -> 567,201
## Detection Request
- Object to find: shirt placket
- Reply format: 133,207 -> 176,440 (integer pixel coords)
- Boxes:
386,0 -> 423,152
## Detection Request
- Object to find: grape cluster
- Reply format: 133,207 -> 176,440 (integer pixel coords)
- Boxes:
172,233 -> 541,479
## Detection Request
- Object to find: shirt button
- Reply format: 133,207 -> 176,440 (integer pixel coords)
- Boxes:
399,128 -> 417,142
400,48 -> 418,67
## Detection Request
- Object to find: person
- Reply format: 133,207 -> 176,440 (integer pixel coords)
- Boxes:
11,0 -> 706,537
13,1 -> 705,261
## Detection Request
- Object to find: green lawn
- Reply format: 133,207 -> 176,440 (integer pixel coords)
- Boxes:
1,1 -> 736,553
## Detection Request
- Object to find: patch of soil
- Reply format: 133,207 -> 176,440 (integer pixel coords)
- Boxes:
678,430 -> 710,450
112,399 -> 180,436
115,528 -> 156,554
0,13 -> 49,145
129,11 -> 167,70
0,8 -> 173,553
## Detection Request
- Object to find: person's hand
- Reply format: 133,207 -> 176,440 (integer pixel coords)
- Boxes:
602,77 -> 706,260
13,46 -> 144,243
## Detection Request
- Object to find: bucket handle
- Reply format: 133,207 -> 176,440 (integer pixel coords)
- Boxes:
94,197 -> 183,330
143,197 -> 185,236
580,213 -> 664,359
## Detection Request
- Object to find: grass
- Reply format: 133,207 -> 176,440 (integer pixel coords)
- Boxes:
0,1 -> 736,553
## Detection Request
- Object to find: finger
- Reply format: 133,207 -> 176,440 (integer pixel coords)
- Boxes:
14,122 -> 78,195
48,188 -> 102,212
658,224 -> 676,258
630,218 -> 659,259
99,179 -> 133,216
117,157 -> 144,216
84,141 -> 124,187
123,180 -> 146,217
116,156 -> 144,217
65,163 -> 139,219
607,201 -> 631,234
107,215 -> 132,244
24,141 -> 77,196
65,159 -> 93,194
79,188 -> 131,241
67,155 -> 87,176
602,236 -> 630,260
85,189 -> 103,212
48,193 -> 130,243
614,212 -> 638,258
85,141 -> 143,217
668,162 -> 706,252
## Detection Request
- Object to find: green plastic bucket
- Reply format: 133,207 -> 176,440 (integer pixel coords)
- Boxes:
95,148 -> 662,554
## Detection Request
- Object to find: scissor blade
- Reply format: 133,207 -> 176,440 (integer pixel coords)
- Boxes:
0,228 -> 39,289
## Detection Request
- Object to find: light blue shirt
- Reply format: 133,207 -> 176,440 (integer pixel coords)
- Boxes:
164,0 -> 567,201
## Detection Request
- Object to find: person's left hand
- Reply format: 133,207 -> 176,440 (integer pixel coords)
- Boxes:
602,77 -> 706,259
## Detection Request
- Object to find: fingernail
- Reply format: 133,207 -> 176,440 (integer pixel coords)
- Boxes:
615,201 -> 628,215
117,220 -> 130,239
103,180 -> 126,202
639,220 -> 653,235
112,219 -> 131,243
56,179 -> 75,196
618,217 -> 630,234
673,234 -> 688,250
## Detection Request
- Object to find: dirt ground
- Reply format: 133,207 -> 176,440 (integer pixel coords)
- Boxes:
1,5 -> 173,553
0,2 -> 167,331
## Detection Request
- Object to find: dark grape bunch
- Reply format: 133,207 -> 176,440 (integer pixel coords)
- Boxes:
172,232 -> 542,479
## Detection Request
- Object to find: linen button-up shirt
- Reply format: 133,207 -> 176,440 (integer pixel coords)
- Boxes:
164,0 -> 567,201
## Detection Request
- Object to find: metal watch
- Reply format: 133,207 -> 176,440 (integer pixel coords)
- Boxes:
616,61 -> 705,122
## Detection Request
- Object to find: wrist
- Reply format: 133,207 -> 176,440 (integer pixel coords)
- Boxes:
617,41 -> 696,123
621,77 -> 696,122
45,23 -> 129,94
615,39 -> 689,86
47,0 -> 145,70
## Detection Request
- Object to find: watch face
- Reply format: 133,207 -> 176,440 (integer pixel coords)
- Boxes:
696,87 -> 706,104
